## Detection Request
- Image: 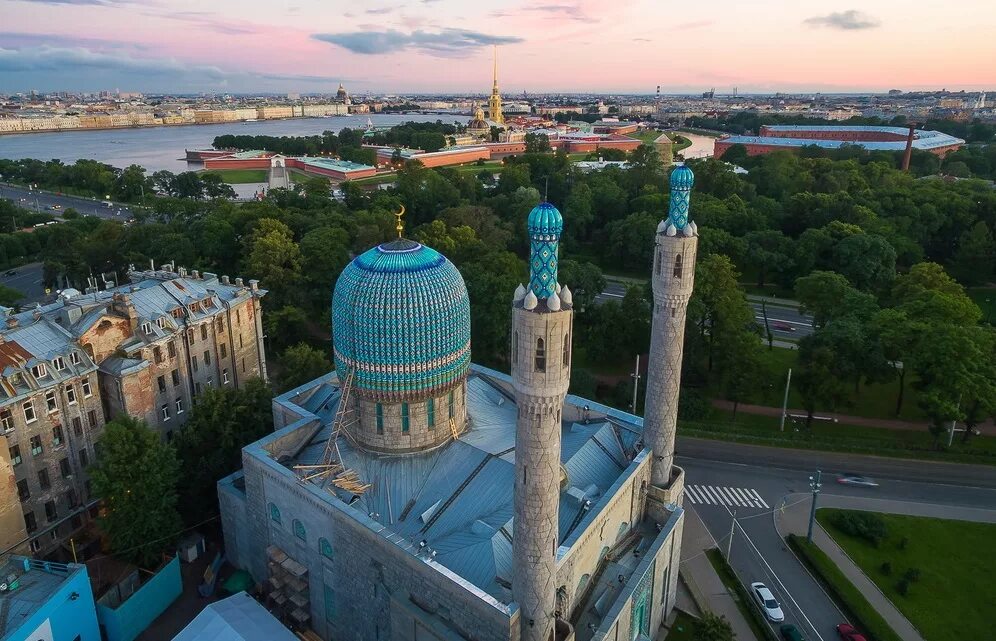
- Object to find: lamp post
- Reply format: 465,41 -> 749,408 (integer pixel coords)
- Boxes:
630,354 -> 641,414
807,470 -> 822,542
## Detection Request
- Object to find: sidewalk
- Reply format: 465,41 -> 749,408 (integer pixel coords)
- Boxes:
711,399 -> 996,435
679,506 -> 758,641
774,494 -> 926,641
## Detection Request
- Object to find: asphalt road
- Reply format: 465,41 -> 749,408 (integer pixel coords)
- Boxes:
0,262 -> 45,302
678,442 -> 996,641
0,183 -> 135,220
594,282 -> 815,339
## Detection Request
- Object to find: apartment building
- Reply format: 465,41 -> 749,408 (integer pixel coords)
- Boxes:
0,266 -> 267,559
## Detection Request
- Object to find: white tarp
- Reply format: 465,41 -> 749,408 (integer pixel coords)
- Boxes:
171,592 -> 299,641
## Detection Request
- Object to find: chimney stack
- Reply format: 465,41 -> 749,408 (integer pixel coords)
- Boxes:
901,124 -> 916,172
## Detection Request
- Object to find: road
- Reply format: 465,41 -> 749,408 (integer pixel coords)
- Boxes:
595,281 -> 815,339
677,441 -> 996,641
0,262 -> 45,302
0,183 -> 135,220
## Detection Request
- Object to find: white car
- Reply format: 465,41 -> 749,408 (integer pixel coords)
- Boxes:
751,582 -> 784,622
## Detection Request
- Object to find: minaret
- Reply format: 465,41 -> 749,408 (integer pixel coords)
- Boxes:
489,45 -> 505,125
643,165 -> 698,489
511,202 -> 573,641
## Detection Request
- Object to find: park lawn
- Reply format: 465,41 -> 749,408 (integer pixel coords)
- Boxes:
661,610 -> 697,641
672,135 -> 692,152
727,346 -> 928,422
201,169 -> 267,184
626,129 -> 662,144
817,509 -> 996,641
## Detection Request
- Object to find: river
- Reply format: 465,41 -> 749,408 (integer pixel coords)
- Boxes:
0,113 -> 462,173
677,132 -> 717,159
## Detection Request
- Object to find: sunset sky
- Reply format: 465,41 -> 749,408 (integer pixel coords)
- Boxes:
1,0 -> 994,94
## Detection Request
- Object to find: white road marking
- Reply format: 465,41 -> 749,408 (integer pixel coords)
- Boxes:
686,485 -> 769,509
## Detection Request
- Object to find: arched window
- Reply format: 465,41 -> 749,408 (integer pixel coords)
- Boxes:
375,403 -> 383,434
269,503 -> 281,524
320,537 -> 333,560
673,254 -> 683,279
293,519 -> 306,541
401,403 -> 410,433
535,338 -> 546,372
427,398 -> 435,429
448,391 -> 455,419
562,333 -> 570,368
577,573 -> 591,597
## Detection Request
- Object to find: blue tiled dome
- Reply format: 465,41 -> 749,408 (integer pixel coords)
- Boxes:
527,202 -> 563,237
669,164 -> 695,190
332,239 -> 471,400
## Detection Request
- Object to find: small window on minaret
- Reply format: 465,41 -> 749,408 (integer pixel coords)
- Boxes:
563,333 -> 570,368
673,254 -> 683,279
535,338 -> 546,372
513,331 -> 518,364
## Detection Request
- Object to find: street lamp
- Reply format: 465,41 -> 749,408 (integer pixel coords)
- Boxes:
807,471 -> 822,542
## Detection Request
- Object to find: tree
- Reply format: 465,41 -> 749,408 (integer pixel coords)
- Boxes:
0,284 -> 23,307
299,226 -> 351,305
794,271 -> 877,329
891,262 -> 981,326
692,611 -> 736,641
244,218 -> 302,306
278,343 -> 333,393
89,416 -> 182,567
869,308 -> 919,416
744,230 -> 795,287
949,221 -> 995,286
796,342 -> 846,429
524,132 -> 552,153
558,259 -> 605,312
173,379 -> 274,523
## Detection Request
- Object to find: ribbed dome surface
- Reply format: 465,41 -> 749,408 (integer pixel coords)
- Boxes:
527,202 -> 563,237
669,164 -> 695,189
332,239 -> 471,400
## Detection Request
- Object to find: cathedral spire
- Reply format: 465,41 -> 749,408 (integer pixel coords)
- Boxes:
488,46 -> 505,125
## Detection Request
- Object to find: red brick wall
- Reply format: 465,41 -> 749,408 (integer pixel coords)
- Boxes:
759,127 -> 908,142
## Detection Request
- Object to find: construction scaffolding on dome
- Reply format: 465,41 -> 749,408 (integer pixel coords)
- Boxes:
292,368 -> 371,495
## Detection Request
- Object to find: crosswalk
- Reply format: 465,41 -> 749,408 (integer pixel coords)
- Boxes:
684,485 -> 770,509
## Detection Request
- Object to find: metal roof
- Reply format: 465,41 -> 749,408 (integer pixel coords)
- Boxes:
279,368 -> 646,602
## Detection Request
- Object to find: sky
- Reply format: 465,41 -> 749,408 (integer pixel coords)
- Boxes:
1,0 -> 995,94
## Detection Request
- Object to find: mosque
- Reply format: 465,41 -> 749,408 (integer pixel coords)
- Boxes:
217,165 -> 700,641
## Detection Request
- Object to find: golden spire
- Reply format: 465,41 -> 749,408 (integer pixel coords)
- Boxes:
492,45 -> 499,93
394,205 -> 406,238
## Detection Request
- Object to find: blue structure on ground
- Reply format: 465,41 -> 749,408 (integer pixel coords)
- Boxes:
331,239 -> 471,400
0,556 -> 100,641
526,202 -> 564,298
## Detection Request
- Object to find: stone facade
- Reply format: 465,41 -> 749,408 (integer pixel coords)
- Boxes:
353,384 -> 467,453
511,302 -> 573,641
643,233 -> 697,487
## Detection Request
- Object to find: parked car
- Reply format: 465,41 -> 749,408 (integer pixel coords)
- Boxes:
836,623 -> 868,641
780,624 -> 805,641
836,474 -> 879,488
750,582 -> 784,622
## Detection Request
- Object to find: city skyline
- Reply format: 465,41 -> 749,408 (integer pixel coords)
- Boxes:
1,0 -> 995,94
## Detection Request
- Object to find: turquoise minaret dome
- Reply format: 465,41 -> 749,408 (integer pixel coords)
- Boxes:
667,165 -> 695,230
526,202 -> 563,298
331,238 -> 471,401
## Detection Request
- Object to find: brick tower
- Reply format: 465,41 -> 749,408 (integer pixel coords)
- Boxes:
643,165 -> 698,489
511,202 -> 574,641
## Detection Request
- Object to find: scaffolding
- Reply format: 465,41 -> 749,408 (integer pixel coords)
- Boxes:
293,368 -> 371,495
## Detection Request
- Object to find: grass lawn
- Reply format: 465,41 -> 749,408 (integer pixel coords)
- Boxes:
349,172 -> 400,186
817,509 -> 996,641
662,610 -> 697,641
672,135 -> 692,152
626,129 -> 663,144
201,169 -> 267,184
967,286 -> 996,324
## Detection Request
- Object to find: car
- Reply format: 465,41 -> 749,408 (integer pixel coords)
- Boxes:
780,624 -> 805,641
771,322 -> 796,332
750,582 -> 784,622
4,270 -> 16,276
836,623 -> 868,641
49,204 -> 62,210
836,474 -> 879,488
